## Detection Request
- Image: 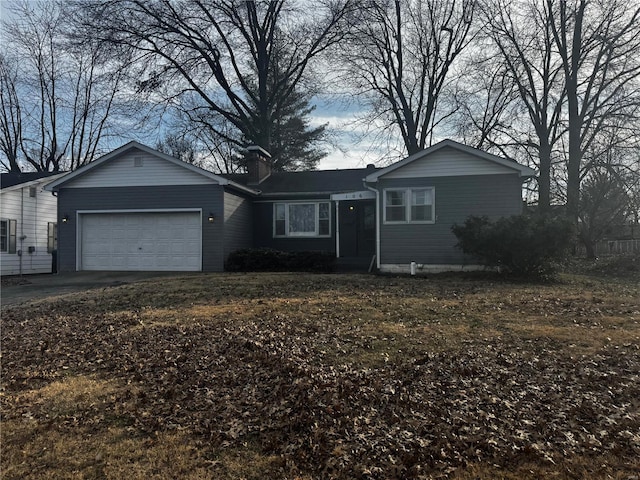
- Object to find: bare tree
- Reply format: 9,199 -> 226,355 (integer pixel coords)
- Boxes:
548,0 -> 640,221
0,0 -> 127,172
74,0 -> 353,171
339,0 -> 476,156
455,53 -> 519,152
477,0 -> 566,212
460,0 -> 640,217
156,132 -> 198,165
579,169 -> 632,258
578,118 -> 640,255
0,55 -> 23,172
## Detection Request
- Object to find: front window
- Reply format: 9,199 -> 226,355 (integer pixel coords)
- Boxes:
411,189 -> 434,222
289,203 -> 316,235
274,202 -> 331,237
384,188 -> 435,224
385,190 -> 406,222
318,202 -> 330,235
275,204 -> 286,236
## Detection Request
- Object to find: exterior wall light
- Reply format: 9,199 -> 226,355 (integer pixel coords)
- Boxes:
62,214 -> 69,223
208,213 -> 215,223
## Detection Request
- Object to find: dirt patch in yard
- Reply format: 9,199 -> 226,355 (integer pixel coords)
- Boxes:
1,272 -> 639,479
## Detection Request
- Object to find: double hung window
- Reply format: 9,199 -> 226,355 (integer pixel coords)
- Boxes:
384,188 -> 435,224
274,202 -> 331,237
0,219 -> 17,253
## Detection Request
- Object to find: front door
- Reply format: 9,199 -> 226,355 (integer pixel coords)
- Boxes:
339,200 -> 376,257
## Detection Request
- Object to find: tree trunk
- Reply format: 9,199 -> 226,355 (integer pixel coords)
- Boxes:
581,233 -> 596,259
537,140 -> 552,212
563,0 -> 585,225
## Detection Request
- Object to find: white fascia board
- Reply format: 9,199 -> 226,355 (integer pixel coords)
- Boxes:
45,141 -> 140,190
45,140 -> 259,193
3,172 -> 68,193
223,180 -> 260,195
364,139 -> 536,182
330,190 -> 376,201
246,145 -> 272,158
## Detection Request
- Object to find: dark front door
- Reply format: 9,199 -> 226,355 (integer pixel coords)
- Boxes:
339,200 -> 376,257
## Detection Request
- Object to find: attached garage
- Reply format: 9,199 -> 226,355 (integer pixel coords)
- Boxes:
46,141 -> 256,273
79,211 -> 202,271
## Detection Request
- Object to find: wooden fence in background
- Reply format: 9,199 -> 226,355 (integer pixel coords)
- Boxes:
578,239 -> 640,256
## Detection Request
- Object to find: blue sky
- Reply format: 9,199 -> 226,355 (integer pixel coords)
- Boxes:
311,98 -> 380,170
310,90 -> 411,170
0,1 -> 395,171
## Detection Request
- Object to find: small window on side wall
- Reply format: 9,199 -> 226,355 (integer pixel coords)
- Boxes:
0,219 -> 17,253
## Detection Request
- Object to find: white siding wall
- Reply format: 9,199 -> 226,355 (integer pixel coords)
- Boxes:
66,149 -> 218,188
382,148 -> 516,179
1,184 -> 58,275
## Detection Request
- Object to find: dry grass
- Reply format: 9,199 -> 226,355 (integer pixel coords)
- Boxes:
2,271 -> 639,479
2,375 -> 213,479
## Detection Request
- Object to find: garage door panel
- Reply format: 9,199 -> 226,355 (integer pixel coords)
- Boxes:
80,212 -> 202,271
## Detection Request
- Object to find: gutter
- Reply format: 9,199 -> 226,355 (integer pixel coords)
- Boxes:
218,178 -> 260,196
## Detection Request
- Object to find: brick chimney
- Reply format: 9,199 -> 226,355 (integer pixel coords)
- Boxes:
246,146 -> 272,184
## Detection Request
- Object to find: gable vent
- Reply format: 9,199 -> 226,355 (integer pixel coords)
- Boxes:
134,156 -> 144,167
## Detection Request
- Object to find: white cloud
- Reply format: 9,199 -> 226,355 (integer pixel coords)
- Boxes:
311,98 -> 403,169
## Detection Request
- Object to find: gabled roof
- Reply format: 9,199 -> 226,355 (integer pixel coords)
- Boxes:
45,141 -> 257,194
1,171 -> 67,191
364,139 -> 536,182
222,166 -> 379,197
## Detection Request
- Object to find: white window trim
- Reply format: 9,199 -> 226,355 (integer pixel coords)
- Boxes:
0,219 -> 8,252
383,187 -> 435,224
273,201 -> 331,238
383,189 -> 407,224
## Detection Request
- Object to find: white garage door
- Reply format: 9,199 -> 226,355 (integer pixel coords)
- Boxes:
80,212 -> 202,271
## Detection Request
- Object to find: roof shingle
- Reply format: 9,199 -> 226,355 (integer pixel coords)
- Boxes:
221,167 -> 378,196
1,171 -> 64,189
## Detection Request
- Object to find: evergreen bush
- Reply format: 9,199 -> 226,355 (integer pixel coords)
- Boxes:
451,214 -> 574,278
225,248 -> 336,273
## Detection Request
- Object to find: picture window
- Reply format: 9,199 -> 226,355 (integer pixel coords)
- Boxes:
274,202 -> 331,237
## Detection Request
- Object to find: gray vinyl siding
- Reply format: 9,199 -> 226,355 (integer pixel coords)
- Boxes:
378,174 -> 524,265
57,185 -> 225,272
252,201 -> 336,253
64,147 -> 216,188
223,191 -> 253,259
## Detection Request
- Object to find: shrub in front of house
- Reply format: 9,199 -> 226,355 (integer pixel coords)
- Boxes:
451,214 -> 575,278
225,248 -> 336,273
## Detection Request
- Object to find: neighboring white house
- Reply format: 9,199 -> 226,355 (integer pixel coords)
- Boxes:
1,172 -> 66,276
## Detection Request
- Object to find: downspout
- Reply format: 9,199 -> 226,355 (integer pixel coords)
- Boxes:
335,200 -> 340,258
364,181 -> 381,270
50,191 -> 58,274
19,187 -> 24,275
33,186 -> 38,271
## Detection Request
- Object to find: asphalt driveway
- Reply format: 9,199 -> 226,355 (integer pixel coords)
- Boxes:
1,272 -> 190,308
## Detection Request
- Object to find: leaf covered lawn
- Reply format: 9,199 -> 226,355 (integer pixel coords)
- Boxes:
1,272 -> 639,479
